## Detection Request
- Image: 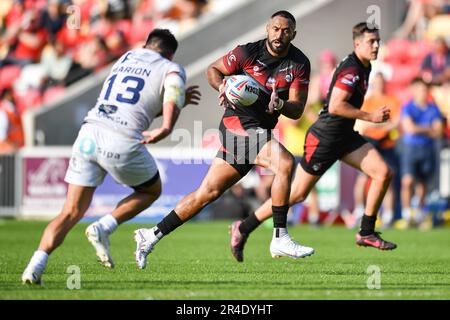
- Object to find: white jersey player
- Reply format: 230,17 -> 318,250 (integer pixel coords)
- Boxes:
22,29 -> 201,284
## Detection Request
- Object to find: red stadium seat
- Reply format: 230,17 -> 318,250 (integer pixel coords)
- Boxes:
14,88 -> 42,112
0,65 -> 21,91
384,39 -> 411,64
408,40 -> 433,64
42,86 -> 65,105
388,62 -> 420,86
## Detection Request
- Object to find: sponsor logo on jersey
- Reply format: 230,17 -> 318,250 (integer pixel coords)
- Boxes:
266,76 -> 276,87
79,137 -> 96,156
341,74 -> 359,87
256,59 -> 267,68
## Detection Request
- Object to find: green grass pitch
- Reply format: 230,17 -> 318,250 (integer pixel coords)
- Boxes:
1,220 -> 449,299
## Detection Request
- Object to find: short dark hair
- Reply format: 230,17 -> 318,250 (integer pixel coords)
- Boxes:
271,10 -> 296,28
145,29 -> 178,57
352,22 -> 379,40
410,77 -> 428,87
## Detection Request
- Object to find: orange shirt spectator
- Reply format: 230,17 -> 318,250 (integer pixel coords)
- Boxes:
0,89 -> 24,153
355,73 -> 401,149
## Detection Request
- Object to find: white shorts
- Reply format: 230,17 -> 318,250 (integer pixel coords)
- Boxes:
65,123 -> 158,187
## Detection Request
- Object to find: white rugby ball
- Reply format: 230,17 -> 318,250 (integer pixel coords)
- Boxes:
225,75 -> 259,107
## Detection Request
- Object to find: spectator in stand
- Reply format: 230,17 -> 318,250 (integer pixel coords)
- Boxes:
90,0 -> 129,59
399,77 -> 444,228
1,8 -> 47,67
129,0 -> 156,44
40,0 -> 67,43
394,0 -> 446,40
353,73 -> 402,229
421,37 -> 450,85
64,36 -> 110,86
0,88 -> 24,154
14,39 -> 72,95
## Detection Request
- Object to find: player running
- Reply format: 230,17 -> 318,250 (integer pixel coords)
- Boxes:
229,22 -> 398,262
21,29 -> 201,284
133,10 -> 315,269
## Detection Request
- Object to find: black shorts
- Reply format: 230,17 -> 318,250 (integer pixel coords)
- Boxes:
300,124 -> 367,176
216,116 -> 272,177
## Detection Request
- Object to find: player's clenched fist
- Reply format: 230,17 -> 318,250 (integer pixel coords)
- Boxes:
370,105 -> 390,123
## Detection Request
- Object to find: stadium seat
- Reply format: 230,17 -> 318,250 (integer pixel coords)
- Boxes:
0,65 -> 21,91
384,39 -> 411,64
408,40 -> 433,65
42,86 -> 65,105
388,62 -> 420,86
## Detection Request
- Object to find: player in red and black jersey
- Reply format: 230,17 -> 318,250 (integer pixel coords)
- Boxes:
132,11 -> 315,269
220,37 -> 310,131
230,22 -> 397,261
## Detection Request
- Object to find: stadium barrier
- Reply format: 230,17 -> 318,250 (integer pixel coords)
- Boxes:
0,153 -> 20,216
0,146 -> 344,221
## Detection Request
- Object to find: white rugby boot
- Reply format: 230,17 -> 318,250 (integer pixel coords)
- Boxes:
134,227 -> 160,269
270,228 -> 315,259
22,263 -> 45,285
85,222 -> 114,268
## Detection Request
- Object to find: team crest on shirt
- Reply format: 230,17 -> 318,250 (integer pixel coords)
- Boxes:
285,73 -> 293,83
253,66 -> 263,76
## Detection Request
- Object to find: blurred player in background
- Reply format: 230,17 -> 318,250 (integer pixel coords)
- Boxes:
232,22 -> 399,261
133,10 -> 314,269
21,29 -> 201,284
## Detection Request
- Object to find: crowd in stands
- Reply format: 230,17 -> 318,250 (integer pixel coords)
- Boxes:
0,0 -> 233,152
0,0 -> 214,116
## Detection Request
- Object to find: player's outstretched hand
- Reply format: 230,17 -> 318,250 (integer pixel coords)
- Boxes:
370,105 -> 390,123
267,83 -> 279,114
140,128 -> 166,144
218,79 -> 234,110
184,85 -> 201,107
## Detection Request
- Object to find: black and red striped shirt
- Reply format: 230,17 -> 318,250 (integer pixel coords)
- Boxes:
222,39 -> 310,130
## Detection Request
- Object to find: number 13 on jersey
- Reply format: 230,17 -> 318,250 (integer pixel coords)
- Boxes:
103,74 -> 146,104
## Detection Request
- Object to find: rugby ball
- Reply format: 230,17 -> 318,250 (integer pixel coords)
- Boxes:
225,75 -> 259,107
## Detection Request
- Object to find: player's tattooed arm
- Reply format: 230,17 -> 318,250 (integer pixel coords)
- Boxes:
267,84 -> 307,120
329,87 -> 390,123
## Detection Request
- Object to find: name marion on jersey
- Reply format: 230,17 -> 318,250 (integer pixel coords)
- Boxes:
111,66 -> 152,77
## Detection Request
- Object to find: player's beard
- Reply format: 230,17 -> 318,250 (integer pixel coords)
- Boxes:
268,39 -> 288,54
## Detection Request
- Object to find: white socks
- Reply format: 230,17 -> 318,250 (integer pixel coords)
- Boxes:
402,208 -> 413,222
353,204 -> 365,218
381,209 -> 393,226
30,250 -> 48,269
98,214 -> 118,235
273,227 -> 288,239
